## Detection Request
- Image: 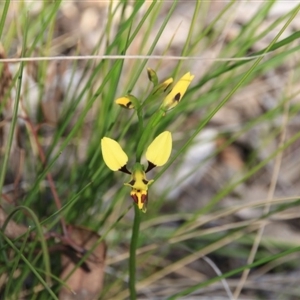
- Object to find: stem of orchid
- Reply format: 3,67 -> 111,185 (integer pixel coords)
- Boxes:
135,94 -> 156,162
137,107 -> 144,144
129,204 -> 141,300
136,109 -> 164,161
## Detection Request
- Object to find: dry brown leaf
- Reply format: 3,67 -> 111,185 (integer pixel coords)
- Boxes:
59,226 -> 106,300
0,207 -> 28,239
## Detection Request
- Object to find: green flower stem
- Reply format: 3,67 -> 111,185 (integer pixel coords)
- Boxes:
136,109 -> 164,161
135,93 -> 158,147
136,106 -> 144,145
129,204 -> 141,300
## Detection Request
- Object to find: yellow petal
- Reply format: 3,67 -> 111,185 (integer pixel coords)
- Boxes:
101,137 -> 128,171
115,96 -> 134,109
152,77 -> 173,96
161,72 -> 194,111
145,131 -> 172,167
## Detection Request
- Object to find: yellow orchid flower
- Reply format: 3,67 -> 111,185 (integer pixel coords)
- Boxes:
161,72 -> 194,111
152,77 -> 173,96
115,95 -> 139,110
101,131 -> 172,212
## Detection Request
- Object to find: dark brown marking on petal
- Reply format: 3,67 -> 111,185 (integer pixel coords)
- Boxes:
142,179 -> 148,185
126,101 -> 132,108
119,165 -> 131,174
128,180 -> 135,186
131,193 -> 138,204
141,193 -> 147,203
145,161 -> 156,173
174,93 -> 181,102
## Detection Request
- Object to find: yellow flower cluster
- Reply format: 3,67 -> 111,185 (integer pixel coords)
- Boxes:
115,72 -> 194,112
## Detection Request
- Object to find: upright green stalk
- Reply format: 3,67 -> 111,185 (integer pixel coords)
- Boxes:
0,0 -> 10,40
129,204 -> 141,299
